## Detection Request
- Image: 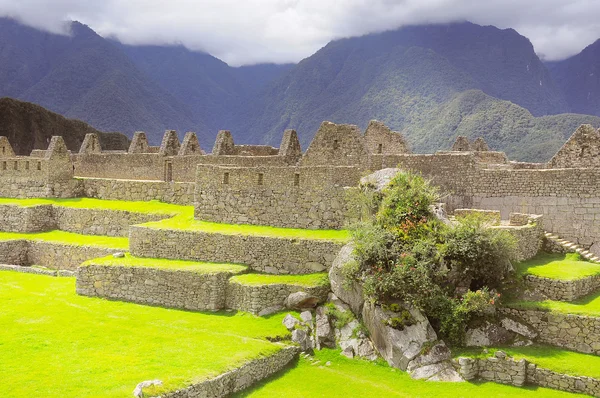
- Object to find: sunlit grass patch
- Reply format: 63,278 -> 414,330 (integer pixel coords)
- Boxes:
141,215 -> 351,242
83,253 -> 248,274
516,252 -> 600,280
230,272 -> 329,287
0,271 -> 290,397
0,230 -> 128,249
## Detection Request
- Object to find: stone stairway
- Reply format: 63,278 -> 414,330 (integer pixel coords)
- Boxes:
544,231 -> 600,263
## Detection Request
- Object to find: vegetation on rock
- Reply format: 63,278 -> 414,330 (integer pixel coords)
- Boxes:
347,171 -> 516,344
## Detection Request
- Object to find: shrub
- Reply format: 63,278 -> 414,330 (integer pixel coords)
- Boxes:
442,213 -> 517,290
347,170 -> 517,346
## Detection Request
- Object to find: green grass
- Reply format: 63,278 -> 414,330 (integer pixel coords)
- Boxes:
0,271 -> 291,397
0,230 -> 128,249
82,253 -> 248,274
230,273 -> 329,287
0,197 -> 193,216
142,215 -> 351,242
454,345 -> 600,380
237,349 -> 582,398
516,252 -> 600,280
508,289 -> 600,317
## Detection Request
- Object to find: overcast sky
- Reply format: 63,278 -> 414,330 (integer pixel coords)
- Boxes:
1,0 -> 599,66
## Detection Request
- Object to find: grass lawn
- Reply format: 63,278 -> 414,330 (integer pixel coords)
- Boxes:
454,345 -> 600,379
0,197 -> 192,216
141,215 -> 351,242
230,273 -> 329,287
237,349 -> 582,398
507,289 -> 600,317
0,271 -> 291,397
83,254 -> 248,274
0,230 -> 129,249
516,252 -> 600,280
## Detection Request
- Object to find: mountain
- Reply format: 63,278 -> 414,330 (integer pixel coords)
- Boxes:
244,22 -> 570,150
0,18 -> 598,161
0,97 -> 129,155
548,39 -> 600,117
0,18 -> 204,144
406,90 -> 600,162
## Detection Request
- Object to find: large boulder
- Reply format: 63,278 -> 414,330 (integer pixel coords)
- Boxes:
362,301 -> 462,381
362,302 -> 436,371
285,292 -> 319,310
464,321 -> 514,347
359,168 -> 401,192
329,243 -> 364,315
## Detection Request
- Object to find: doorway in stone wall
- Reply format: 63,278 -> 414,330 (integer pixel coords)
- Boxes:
164,160 -> 173,182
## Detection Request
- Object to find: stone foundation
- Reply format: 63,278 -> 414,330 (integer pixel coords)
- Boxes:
159,346 -> 298,398
77,264 -> 240,311
501,308 -> 600,354
77,263 -> 330,315
524,274 -> 600,302
456,352 -> 600,396
226,280 -> 329,315
0,204 -> 171,236
129,226 -> 343,274
0,240 -> 120,270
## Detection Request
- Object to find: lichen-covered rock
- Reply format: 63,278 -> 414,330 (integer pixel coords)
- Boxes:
464,321 -> 514,347
282,314 -> 299,331
329,243 -> 364,315
501,317 -> 538,339
285,291 -> 319,310
362,302 -> 437,371
315,306 -> 335,348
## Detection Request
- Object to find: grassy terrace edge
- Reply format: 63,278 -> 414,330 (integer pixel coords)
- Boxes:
0,230 -> 129,249
0,197 -> 350,241
516,252 -> 600,281
139,215 -> 351,242
453,345 -> 600,380
82,254 -> 248,274
230,272 -> 329,287
0,197 -> 192,215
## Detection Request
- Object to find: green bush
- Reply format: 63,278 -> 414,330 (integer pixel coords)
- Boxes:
347,170 -> 516,346
442,213 -> 517,290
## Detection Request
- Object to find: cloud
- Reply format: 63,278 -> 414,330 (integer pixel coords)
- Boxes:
0,0 -> 599,65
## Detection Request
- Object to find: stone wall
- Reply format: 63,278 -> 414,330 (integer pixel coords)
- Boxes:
194,165 -> 360,229
160,346 -> 298,398
528,363 -> 600,396
500,308 -> 600,354
80,178 -> 195,205
77,265 -> 237,311
495,214 -> 544,261
456,352 -> 526,386
226,280 -> 329,315
52,207 -> 170,236
0,240 -> 29,265
457,352 -> 600,396
378,152 -> 600,248
524,274 -> 600,302
0,204 -> 170,236
27,242 -> 118,270
129,226 -> 343,274
0,204 -> 55,232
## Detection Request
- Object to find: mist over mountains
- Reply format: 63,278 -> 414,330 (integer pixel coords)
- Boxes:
0,17 -> 599,161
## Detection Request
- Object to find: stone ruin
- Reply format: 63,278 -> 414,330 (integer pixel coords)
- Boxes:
2,120 -> 600,394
